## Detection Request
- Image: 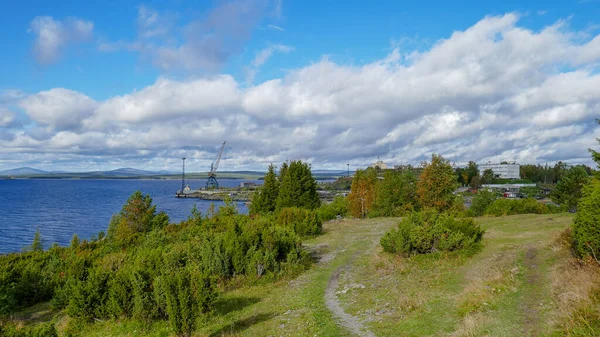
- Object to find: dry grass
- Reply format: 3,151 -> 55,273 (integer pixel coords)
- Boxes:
457,252 -> 520,317
451,312 -> 491,337
549,228 -> 600,334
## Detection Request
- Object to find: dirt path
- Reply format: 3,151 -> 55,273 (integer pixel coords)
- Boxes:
325,256 -> 377,337
321,224 -> 391,337
522,246 -> 542,336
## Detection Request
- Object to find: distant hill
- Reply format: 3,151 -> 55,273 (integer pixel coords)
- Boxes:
0,167 -> 346,180
312,170 -> 347,174
104,168 -> 176,176
0,167 -> 177,178
0,167 -> 48,176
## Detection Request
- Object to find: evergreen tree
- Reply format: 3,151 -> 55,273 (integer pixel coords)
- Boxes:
107,191 -> 158,247
417,154 -> 459,211
250,164 -> 279,214
550,166 -> 590,212
30,228 -> 43,252
276,161 -> 320,210
591,119 -> 600,171
572,179 -> 600,259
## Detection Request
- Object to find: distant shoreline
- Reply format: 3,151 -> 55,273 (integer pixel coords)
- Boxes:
1,175 -> 340,181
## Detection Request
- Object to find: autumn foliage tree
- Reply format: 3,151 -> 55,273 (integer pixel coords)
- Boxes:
417,154 -> 459,211
348,168 -> 378,218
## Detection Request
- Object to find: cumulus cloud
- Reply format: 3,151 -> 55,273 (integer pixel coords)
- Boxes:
19,88 -> 98,130
4,13 -> 600,171
28,16 -> 93,64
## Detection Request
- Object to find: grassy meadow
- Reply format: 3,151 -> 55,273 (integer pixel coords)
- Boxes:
8,212 -> 600,336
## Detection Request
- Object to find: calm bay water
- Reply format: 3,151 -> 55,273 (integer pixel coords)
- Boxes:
0,179 -> 259,254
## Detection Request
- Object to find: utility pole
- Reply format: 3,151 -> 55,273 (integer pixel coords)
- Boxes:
347,163 -> 350,177
181,157 -> 186,193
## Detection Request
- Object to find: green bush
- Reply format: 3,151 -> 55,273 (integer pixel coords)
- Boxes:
484,198 -> 547,216
0,190 -> 317,333
381,210 -> 484,256
277,207 -> 323,236
470,190 -> 497,216
0,322 -> 58,337
0,249 -> 67,314
317,196 -> 349,221
572,179 -> 600,259
155,267 -> 216,337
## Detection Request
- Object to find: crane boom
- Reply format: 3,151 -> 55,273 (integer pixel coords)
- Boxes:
206,141 -> 226,189
212,141 -> 226,174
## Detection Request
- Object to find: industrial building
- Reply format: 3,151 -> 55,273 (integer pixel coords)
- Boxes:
478,163 -> 520,179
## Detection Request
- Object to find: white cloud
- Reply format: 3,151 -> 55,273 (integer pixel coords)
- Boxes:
28,16 -> 93,64
267,24 -> 285,32
100,0 -> 277,72
84,76 -> 241,129
245,44 -> 294,83
19,88 -> 98,130
4,13 -> 600,171
0,108 -> 16,127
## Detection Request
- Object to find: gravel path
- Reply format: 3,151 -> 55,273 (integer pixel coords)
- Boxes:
325,262 -> 376,337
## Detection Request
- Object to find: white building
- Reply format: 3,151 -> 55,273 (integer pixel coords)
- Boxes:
478,163 -> 520,179
371,160 -> 387,170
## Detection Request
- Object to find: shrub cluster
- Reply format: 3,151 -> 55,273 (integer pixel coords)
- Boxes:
380,210 -> 484,256
0,248 -> 67,315
572,179 -> 600,259
0,322 -> 58,337
277,207 -> 322,236
469,189 -> 497,216
0,191 -> 314,336
317,196 -> 350,222
483,198 -> 566,217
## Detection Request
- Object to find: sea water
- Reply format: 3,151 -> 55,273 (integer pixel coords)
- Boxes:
0,179 -> 258,254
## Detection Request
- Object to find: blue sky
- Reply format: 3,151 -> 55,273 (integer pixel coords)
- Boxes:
0,0 -> 599,172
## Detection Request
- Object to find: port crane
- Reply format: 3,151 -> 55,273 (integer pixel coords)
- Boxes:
205,141 -> 226,189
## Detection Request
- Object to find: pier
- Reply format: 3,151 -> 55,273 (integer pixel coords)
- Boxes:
176,188 -> 254,201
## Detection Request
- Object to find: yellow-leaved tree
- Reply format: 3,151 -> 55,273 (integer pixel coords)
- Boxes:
348,168 -> 378,218
417,154 -> 459,211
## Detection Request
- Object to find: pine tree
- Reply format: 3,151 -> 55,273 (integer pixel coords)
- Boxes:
107,191 -> 158,247
31,228 -> 43,252
276,161 -> 320,210
250,164 -> 279,214
550,166 -> 590,212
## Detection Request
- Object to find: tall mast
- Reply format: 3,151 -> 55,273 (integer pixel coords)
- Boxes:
181,157 -> 186,192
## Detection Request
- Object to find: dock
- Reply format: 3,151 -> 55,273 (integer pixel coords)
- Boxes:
176,188 -> 253,201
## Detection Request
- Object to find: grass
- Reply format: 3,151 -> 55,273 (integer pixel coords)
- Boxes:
9,213 -> 600,336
